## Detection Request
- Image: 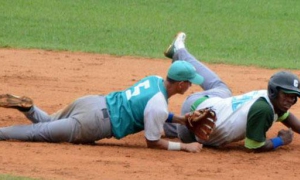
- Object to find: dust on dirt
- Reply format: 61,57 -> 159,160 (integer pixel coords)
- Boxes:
0,49 -> 300,180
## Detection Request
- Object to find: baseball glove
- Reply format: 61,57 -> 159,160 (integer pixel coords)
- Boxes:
186,107 -> 217,141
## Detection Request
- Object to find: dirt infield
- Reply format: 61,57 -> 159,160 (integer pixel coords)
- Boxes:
0,49 -> 300,180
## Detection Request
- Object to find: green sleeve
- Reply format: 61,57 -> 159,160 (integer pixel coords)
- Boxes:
245,138 -> 265,149
245,97 -> 274,145
277,112 -> 290,122
190,96 -> 209,112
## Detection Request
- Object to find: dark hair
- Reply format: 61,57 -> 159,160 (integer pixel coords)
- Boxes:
166,76 -> 179,84
166,76 -> 189,84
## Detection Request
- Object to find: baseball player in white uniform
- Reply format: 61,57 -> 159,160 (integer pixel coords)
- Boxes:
164,32 -> 300,152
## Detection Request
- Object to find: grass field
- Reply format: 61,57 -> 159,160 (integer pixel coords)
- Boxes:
1,0 -> 299,69
0,174 -> 37,180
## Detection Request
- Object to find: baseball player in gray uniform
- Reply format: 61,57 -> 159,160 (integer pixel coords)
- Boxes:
0,60 -> 204,152
164,32 -> 300,152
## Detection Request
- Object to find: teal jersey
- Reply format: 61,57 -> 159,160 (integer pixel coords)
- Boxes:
105,76 -> 168,139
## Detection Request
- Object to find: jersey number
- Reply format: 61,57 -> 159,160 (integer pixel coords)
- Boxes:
125,80 -> 150,100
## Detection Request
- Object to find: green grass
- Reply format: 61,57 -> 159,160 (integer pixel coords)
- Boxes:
1,0 -> 300,69
0,174 -> 38,180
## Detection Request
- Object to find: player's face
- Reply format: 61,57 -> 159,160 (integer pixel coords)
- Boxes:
177,81 -> 192,94
274,90 -> 297,112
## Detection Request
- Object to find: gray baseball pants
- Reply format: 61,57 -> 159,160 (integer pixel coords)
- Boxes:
163,48 -> 232,142
0,95 -> 112,143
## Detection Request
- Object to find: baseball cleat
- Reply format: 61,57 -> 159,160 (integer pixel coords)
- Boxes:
164,32 -> 186,59
0,94 -> 33,109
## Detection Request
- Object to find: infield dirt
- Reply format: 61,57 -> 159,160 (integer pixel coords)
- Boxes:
0,49 -> 300,180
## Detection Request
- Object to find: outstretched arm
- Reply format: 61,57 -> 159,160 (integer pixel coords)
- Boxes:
281,112 -> 300,133
250,128 -> 294,152
245,112 -> 295,152
146,111 -> 201,152
166,113 -> 191,125
246,112 -> 296,153
251,112 -> 300,152
252,112 -> 300,152
245,101 -> 295,152
145,138 -> 202,153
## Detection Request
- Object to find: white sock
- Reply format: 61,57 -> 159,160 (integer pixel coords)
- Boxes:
174,38 -> 185,50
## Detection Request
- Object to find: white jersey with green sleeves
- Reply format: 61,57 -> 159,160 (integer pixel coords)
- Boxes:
106,75 -> 169,140
195,90 -> 276,146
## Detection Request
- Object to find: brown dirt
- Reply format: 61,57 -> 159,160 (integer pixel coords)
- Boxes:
0,48 -> 300,180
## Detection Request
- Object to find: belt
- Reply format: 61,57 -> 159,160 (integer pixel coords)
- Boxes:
98,95 -> 110,119
101,108 -> 109,119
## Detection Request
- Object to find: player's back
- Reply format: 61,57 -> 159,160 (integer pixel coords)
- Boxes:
196,90 -> 269,146
106,75 -> 167,139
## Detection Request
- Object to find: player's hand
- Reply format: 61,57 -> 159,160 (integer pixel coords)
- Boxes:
278,128 -> 294,145
181,142 -> 203,153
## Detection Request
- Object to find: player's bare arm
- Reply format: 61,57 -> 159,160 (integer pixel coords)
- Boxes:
168,114 -> 187,125
253,129 -> 294,152
282,113 -> 300,133
168,111 -> 210,125
145,138 -> 202,153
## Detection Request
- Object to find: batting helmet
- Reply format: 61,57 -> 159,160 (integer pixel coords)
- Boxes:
268,71 -> 300,102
